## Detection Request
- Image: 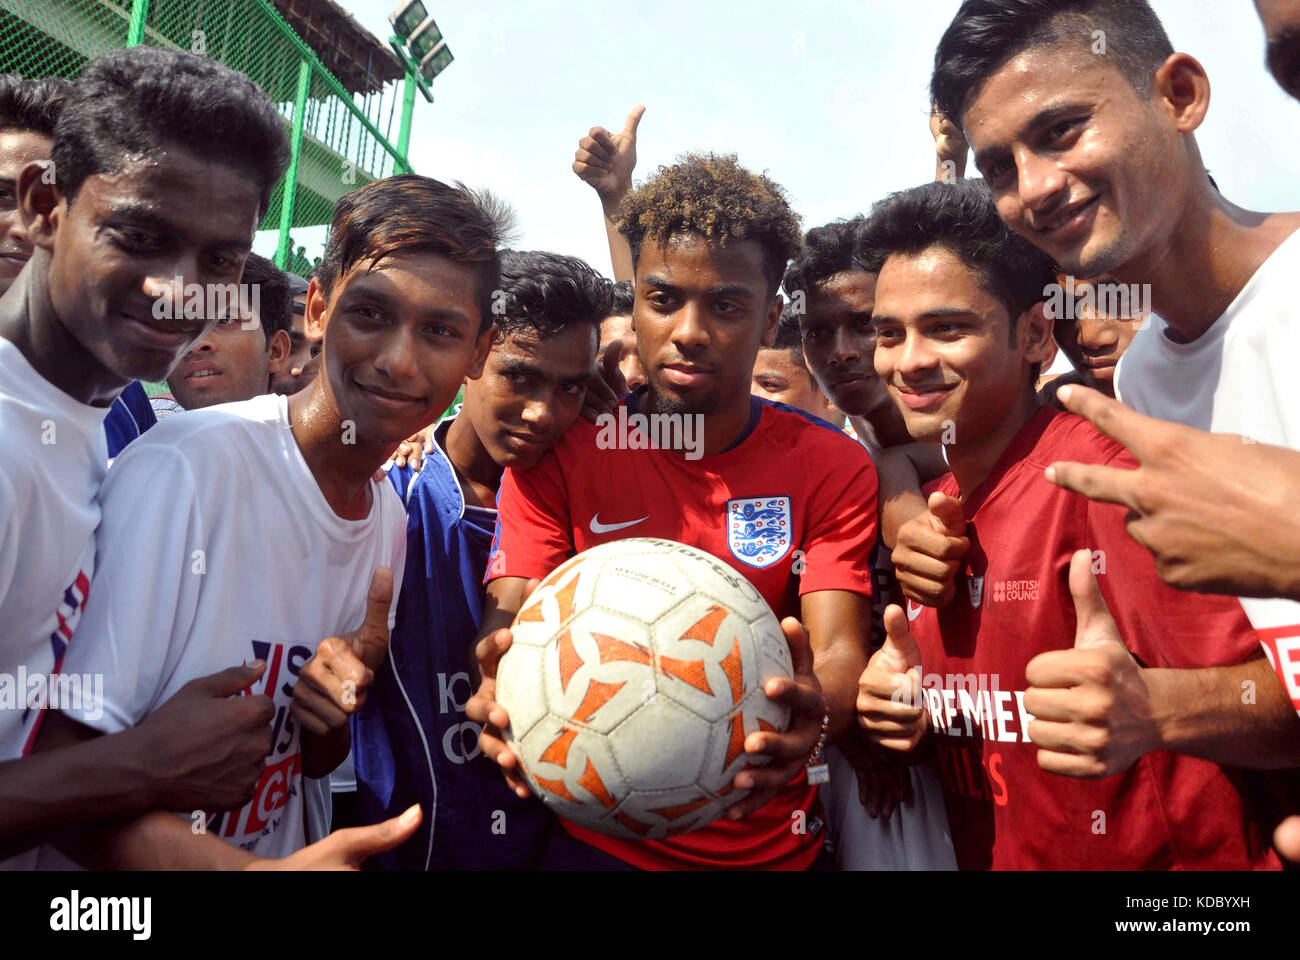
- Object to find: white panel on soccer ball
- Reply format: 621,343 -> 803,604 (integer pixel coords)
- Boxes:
666,543 -> 769,622
517,713 -> 630,834
494,642 -> 548,743
592,546 -> 696,624
606,694 -> 710,791
651,605 -> 753,724
542,616 -> 652,736
752,615 -> 794,684
621,783 -> 724,838
743,680 -> 792,741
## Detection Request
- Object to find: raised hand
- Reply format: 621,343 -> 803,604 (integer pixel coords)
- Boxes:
292,567 -> 393,738
857,604 -> 928,754
892,490 -> 969,606
573,105 -> 646,209
1024,549 -> 1159,778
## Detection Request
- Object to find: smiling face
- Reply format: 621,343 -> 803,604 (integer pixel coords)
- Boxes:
871,246 -> 1052,447
962,43 -> 1192,279
634,234 -> 779,417
464,323 -> 597,471
33,144 -> 262,383
0,128 -> 50,293
313,250 -> 491,448
1259,0 -> 1300,100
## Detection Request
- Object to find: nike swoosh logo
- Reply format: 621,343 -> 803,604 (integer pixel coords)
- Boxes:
906,600 -> 924,621
589,514 -> 649,535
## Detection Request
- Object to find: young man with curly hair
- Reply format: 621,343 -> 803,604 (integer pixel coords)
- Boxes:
469,153 -> 882,870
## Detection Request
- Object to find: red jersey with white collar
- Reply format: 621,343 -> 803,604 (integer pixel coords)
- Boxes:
488,394 -> 877,869
912,406 -> 1278,870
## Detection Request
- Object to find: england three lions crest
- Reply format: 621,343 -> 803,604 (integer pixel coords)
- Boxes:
727,496 -> 792,569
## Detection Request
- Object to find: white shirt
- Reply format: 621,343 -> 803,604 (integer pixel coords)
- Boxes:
59,393 -> 407,861
0,336 -> 108,761
1116,226 -> 1300,709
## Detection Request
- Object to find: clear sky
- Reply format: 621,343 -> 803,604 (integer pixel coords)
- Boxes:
332,0 -> 1300,281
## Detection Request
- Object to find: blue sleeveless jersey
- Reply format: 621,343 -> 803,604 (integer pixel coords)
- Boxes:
354,417 -> 554,869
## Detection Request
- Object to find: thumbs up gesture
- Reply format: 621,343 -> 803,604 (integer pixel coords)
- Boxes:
1024,550 -> 1159,778
573,105 -> 646,209
892,491 -> 970,607
292,567 -> 394,741
856,604 -> 929,754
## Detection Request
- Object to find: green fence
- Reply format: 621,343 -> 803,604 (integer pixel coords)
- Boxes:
0,0 -> 412,274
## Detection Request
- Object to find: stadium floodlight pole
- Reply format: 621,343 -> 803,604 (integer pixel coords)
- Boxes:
275,57 -> 312,270
126,0 -> 149,46
388,36 -> 434,176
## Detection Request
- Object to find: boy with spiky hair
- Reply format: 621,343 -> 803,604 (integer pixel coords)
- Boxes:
34,174 -> 511,867
357,249 -> 612,869
470,153 -> 882,870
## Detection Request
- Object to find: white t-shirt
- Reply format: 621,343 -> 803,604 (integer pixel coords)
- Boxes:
1115,226 -> 1300,710
0,336 -> 108,761
58,393 -> 407,861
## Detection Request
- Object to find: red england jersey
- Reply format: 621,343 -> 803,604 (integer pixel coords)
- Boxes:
488,395 -> 877,869
913,406 -> 1279,870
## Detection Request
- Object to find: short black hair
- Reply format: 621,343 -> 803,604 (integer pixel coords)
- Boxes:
615,152 -> 802,297
857,178 -> 1055,326
494,250 -> 611,342
608,279 -> 634,317
52,47 -> 289,219
317,174 -> 514,333
782,216 -> 867,300
763,304 -> 811,374
240,253 -> 291,345
0,74 -> 71,136
931,0 -> 1174,125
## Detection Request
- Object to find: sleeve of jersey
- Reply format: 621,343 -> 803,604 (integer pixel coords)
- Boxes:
797,441 -> 878,598
1086,453 -> 1260,668
486,453 -> 574,584
57,445 -> 207,734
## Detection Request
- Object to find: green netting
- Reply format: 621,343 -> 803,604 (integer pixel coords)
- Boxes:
0,0 -> 408,271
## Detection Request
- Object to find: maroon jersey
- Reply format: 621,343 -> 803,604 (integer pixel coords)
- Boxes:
912,406 -> 1279,870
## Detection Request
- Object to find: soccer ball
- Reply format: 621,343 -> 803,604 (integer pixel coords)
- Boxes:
496,538 -> 793,840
